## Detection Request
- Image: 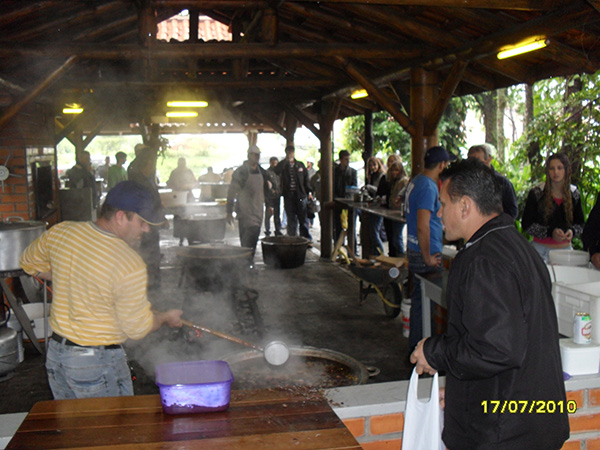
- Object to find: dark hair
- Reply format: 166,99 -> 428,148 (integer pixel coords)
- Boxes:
543,152 -> 573,225
285,145 -> 295,153
339,150 -> 350,159
441,159 -> 502,216
99,202 -> 135,221
269,156 -> 278,163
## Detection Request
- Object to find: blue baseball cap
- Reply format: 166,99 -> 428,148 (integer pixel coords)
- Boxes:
424,146 -> 457,165
104,181 -> 165,226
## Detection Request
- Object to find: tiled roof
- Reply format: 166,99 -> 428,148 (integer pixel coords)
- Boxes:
157,15 -> 231,42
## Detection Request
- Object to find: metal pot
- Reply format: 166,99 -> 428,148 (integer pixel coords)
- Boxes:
223,346 -> 371,388
261,236 -> 310,269
0,326 -> 20,377
173,214 -> 226,245
0,219 -> 46,272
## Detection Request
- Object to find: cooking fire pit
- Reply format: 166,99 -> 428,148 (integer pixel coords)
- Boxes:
223,346 -> 372,390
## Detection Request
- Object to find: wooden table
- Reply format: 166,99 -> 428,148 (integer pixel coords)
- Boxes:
6,389 -> 361,449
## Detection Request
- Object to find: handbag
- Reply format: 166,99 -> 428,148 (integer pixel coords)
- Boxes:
401,368 -> 445,450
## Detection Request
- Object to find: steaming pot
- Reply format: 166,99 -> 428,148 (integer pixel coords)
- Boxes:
0,219 -> 46,272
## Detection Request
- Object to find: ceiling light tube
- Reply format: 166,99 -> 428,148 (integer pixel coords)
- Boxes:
166,101 -> 208,108
497,39 -> 547,60
351,89 -> 368,99
166,111 -> 198,118
63,108 -> 83,114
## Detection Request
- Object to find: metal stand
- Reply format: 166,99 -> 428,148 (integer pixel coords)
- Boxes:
0,272 -> 45,354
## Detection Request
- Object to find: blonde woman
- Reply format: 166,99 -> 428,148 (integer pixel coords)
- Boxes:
521,152 -> 585,263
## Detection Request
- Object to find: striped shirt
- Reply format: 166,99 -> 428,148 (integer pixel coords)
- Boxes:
20,221 -> 154,346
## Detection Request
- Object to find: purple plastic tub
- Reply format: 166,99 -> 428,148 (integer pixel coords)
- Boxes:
155,360 -> 234,414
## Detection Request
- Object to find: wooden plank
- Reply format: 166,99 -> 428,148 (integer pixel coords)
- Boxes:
7,393 -> 358,450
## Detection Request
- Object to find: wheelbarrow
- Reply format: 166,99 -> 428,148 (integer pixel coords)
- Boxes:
348,262 -> 407,318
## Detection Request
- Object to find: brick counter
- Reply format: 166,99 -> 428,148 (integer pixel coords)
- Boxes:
327,374 -> 600,450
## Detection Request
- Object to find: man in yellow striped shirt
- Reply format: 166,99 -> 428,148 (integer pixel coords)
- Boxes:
20,181 -> 183,400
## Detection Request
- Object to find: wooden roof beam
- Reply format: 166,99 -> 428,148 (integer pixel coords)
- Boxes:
152,0 -> 560,10
0,42 -> 420,60
284,105 -> 320,138
424,59 -> 468,135
334,55 -> 415,136
0,56 -> 77,132
284,2 -> 396,44
289,0 -> 561,10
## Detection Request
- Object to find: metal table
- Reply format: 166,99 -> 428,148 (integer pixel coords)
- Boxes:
415,270 -> 448,338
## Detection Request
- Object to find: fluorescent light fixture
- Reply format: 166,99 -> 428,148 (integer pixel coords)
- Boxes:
351,89 -> 368,99
166,101 -> 208,107
166,111 -> 198,118
497,39 -> 547,60
63,108 -> 83,114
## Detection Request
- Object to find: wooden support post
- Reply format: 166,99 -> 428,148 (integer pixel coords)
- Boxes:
364,110 -> 373,179
318,98 -> 342,259
410,68 -> 439,177
284,114 -> 298,148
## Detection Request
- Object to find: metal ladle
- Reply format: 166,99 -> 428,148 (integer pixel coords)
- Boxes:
181,319 -> 290,366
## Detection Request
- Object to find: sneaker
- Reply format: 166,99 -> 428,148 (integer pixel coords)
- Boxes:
265,231 -> 271,236
274,230 -> 283,236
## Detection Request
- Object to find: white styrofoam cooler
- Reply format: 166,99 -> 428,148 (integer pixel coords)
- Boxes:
547,265 -> 600,344
560,338 -> 600,376
10,303 -> 52,341
159,190 -> 189,207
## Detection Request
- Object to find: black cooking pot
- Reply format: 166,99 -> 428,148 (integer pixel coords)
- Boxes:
173,214 -> 226,244
223,346 -> 371,389
261,236 -> 310,269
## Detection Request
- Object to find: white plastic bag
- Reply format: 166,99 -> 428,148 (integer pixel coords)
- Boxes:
401,368 -> 444,450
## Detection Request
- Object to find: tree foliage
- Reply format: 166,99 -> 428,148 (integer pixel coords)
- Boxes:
340,97 -> 468,173
511,72 -> 600,215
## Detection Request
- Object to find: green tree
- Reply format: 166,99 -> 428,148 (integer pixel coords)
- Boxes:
512,71 -> 600,216
340,97 -> 468,173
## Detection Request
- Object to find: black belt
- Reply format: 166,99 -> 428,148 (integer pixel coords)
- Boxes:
51,333 -> 121,350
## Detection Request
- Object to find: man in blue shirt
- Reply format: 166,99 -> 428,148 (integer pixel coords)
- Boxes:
405,146 -> 456,351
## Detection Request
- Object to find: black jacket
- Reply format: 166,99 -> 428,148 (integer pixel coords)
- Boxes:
424,214 -> 569,450
521,184 -> 585,240
492,167 -> 518,219
583,195 -> 600,257
275,159 -> 312,199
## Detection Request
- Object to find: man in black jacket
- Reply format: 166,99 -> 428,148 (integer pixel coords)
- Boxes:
411,159 -> 569,450
275,145 -> 313,239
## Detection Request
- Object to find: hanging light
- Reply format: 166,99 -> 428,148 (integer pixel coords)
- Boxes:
63,103 -> 83,114
497,39 -> 547,60
350,89 -> 368,99
166,101 -> 208,108
166,111 -> 198,118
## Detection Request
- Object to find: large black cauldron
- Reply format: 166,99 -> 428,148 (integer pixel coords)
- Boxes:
261,236 -> 310,269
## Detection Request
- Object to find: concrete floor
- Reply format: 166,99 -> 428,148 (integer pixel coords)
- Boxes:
0,217 -> 412,415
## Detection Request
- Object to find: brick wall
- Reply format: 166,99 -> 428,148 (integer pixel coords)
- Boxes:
335,383 -> 600,449
0,102 -> 58,223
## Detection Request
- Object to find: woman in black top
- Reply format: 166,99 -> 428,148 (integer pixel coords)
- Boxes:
521,152 -> 585,263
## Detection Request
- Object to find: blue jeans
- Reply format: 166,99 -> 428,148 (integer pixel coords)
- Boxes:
408,249 -> 442,352
390,221 -> 406,255
284,194 -> 311,240
46,339 -> 133,400
532,241 -> 572,263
